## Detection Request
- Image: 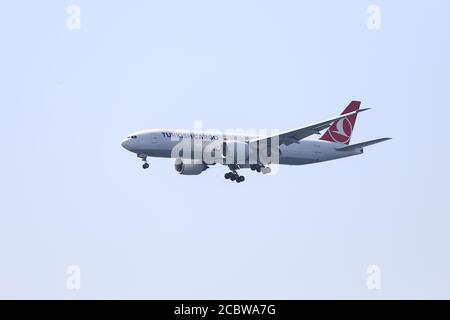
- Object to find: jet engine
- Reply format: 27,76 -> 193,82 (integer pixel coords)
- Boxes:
174,158 -> 209,175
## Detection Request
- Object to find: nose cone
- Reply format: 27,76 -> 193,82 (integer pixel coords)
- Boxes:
121,138 -> 133,151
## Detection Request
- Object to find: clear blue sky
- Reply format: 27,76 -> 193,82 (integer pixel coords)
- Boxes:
1,1 -> 449,298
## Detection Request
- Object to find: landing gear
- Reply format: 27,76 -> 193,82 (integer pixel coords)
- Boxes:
225,164 -> 245,183
251,164 -> 271,174
224,171 -> 245,183
261,167 -> 271,174
138,154 -> 149,169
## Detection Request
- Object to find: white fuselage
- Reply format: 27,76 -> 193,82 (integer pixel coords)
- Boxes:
121,129 -> 363,166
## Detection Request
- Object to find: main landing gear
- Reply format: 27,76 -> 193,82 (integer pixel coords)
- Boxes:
250,164 -> 271,174
224,172 -> 245,183
225,164 -> 245,183
138,154 -> 149,169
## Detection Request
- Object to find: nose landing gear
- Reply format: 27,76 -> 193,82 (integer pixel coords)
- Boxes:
138,154 -> 149,169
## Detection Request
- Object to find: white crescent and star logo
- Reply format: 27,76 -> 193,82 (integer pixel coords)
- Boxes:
329,117 -> 353,143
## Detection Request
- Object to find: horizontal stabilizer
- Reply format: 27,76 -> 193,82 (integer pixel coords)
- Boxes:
335,138 -> 391,151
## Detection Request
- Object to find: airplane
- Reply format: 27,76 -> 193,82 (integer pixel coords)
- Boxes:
121,101 -> 391,183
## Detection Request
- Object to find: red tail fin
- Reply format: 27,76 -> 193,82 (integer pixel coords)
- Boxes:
319,101 -> 361,144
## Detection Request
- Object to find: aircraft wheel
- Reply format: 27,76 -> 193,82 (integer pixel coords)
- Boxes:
262,167 -> 271,174
142,163 -> 149,169
224,172 -> 231,179
238,176 -> 245,182
230,174 -> 236,181
256,167 -> 261,173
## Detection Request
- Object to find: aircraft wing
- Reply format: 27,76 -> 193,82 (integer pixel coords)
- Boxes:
249,108 -> 370,146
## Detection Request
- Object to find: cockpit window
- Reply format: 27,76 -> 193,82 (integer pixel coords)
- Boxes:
127,135 -> 138,139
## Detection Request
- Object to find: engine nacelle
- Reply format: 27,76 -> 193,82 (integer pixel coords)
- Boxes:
174,158 -> 208,175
